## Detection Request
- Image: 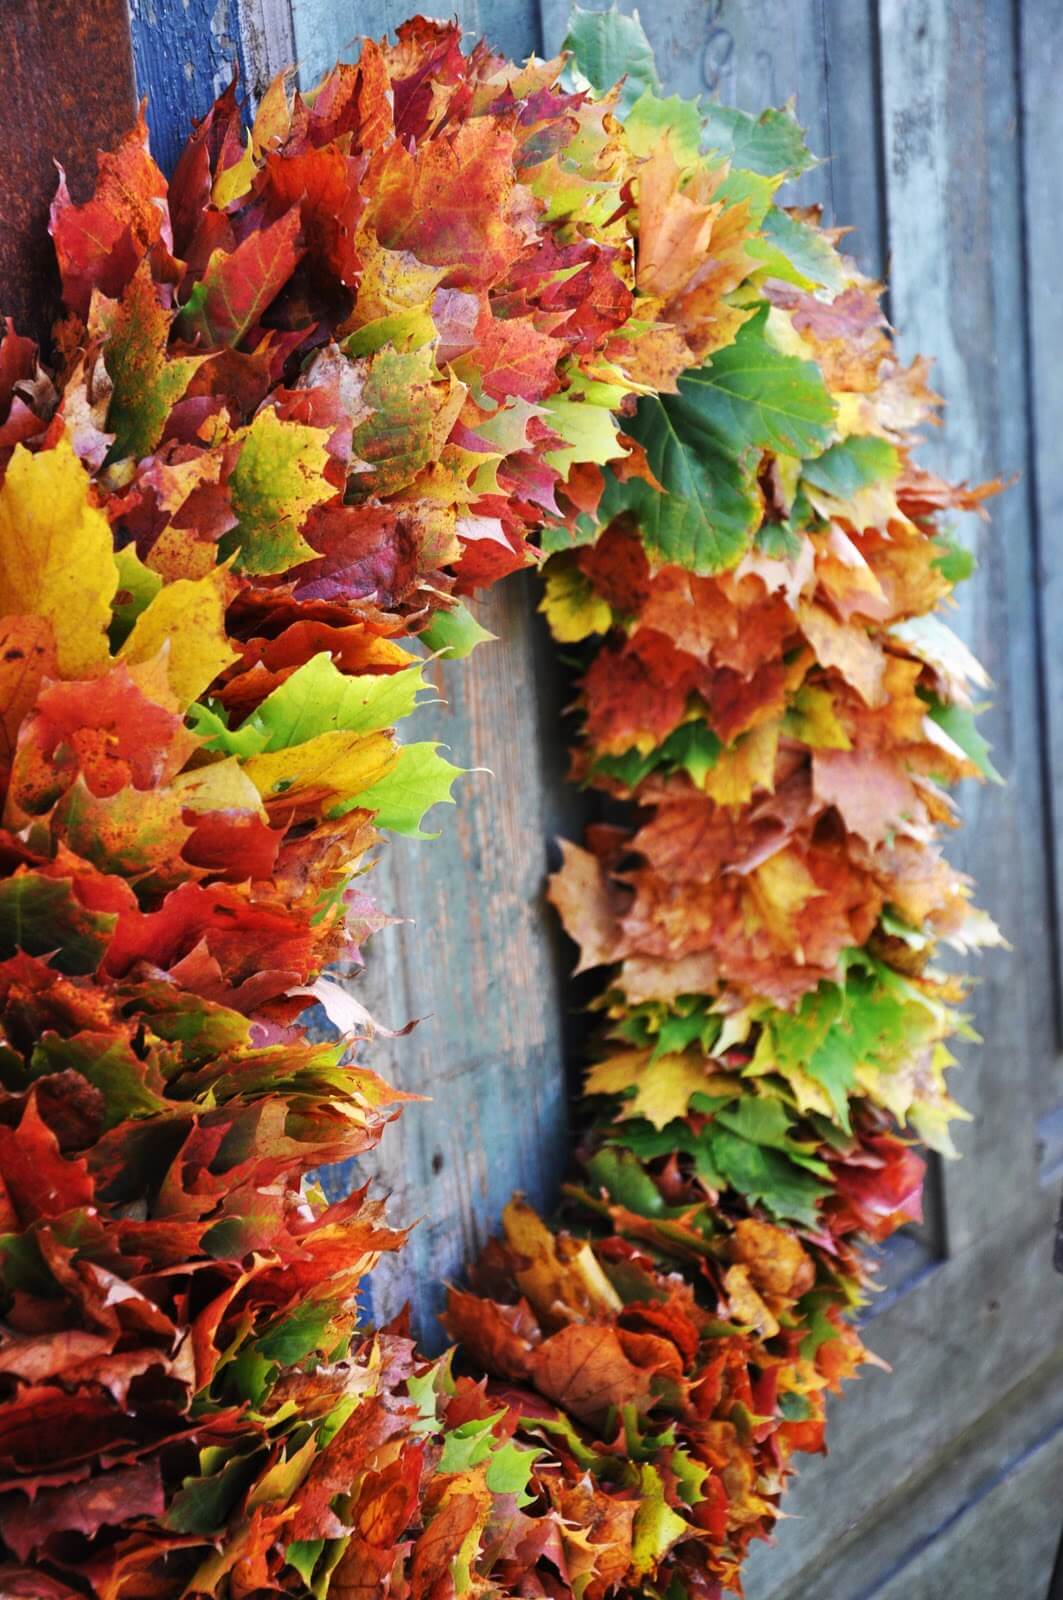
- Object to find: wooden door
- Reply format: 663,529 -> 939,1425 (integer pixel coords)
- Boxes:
116,0 -> 1063,1588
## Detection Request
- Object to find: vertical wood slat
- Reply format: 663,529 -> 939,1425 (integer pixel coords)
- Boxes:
286,0 -> 540,94
320,577 -> 582,1342
0,0 -> 137,345
129,0 -> 249,175
1018,0 -> 1063,1119
876,0 -> 1050,1255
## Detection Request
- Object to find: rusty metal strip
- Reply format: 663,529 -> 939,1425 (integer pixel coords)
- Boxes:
0,0 -> 136,347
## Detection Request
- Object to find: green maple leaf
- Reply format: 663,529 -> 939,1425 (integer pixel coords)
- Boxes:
30,1034 -> 168,1128
0,874 -> 116,975
438,1415 -> 504,1474
585,1147 -> 667,1218
561,5 -> 660,115
931,534 -> 977,584
100,262 -> 203,462
193,653 -> 431,759
674,306 -> 836,460
165,1450 -> 265,1535
591,721 -> 722,790
484,1438 -> 541,1505
701,1126 -> 829,1226
928,699 -> 1003,783
223,408 -> 334,575
420,602 -> 496,659
700,101 -> 817,179
255,1297 -> 342,1364
749,205 -> 847,292
343,741 -> 465,836
802,434 -> 900,499
601,415 -> 759,575
610,306 -> 834,574
631,1464 -> 692,1578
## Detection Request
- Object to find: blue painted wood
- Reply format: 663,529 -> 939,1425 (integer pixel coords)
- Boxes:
129,0 -> 249,173
286,0 -> 539,93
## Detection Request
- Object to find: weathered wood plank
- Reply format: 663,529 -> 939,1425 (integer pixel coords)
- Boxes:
286,0 -> 539,93
317,577 -> 581,1342
0,0 -> 137,344
750,1338 -> 1063,1598
1018,0 -> 1063,1129
129,0 -> 247,174
876,0 -> 1050,1254
239,0 -> 298,103
819,1 -> 886,278
869,1420 -> 1063,1598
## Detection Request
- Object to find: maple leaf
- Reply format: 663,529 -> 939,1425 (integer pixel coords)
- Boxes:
635,140 -> 758,361
0,439 -> 118,677
224,408 -> 334,574
345,742 -> 465,837
53,778 -> 194,889
0,616 -> 56,784
370,119 -> 527,291
585,1047 -> 734,1130
0,872 -> 116,974
681,306 -> 836,458
118,566 -> 238,708
178,208 -> 304,348
532,1323 -> 656,1427
347,344 -> 467,498
195,652 -> 430,757
243,728 -> 398,816
547,839 -> 621,974
95,262 -> 204,462
539,558 -> 613,642
49,111 -> 172,319
562,4 -> 660,115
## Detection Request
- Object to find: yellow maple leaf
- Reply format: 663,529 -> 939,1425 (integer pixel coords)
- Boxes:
539,560 -> 614,643
798,602 -> 887,707
747,849 -> 823,949
585,1047 -> 735,1131
119,566 -> 238,709
703,722 -> 779,808
244,728 -> 398,810
501,1197 -> 621,1326
0,439 -> 118,677
170,756 -> 267,817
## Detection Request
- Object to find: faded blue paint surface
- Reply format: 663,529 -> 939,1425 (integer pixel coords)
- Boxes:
129,0 -> 249,172
288,0 -> 540,93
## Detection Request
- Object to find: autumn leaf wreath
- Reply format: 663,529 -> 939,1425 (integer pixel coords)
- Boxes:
0,10 -> 1002,1598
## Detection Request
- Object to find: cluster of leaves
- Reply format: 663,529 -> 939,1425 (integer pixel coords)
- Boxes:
0,8 -> 997,1599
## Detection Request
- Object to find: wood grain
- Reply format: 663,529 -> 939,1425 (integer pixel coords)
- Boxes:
129,0 -> 248,175
316,576 -> 583,1344
287,0 -> 540,94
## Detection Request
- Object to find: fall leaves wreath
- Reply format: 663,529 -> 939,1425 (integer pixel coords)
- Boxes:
0,10 -> 1002,1598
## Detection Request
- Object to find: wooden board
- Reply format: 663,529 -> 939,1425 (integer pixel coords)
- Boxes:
317,576 -> 587,1341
